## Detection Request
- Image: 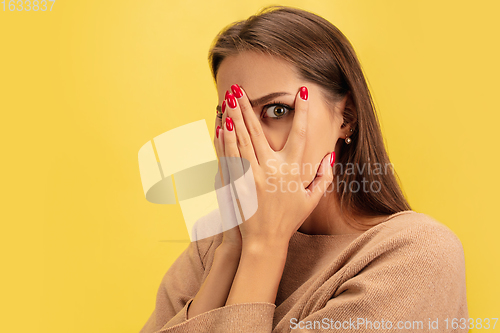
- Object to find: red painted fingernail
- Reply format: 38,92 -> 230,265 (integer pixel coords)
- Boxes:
231,84 -> 243,98
221,100 -> 226,114
330,151 -> 335,167
227,93 -> 237,109
225,90 -> 231,101
216,125 -> 221,138
300,86 -> 308,100
225,117 -> 234,131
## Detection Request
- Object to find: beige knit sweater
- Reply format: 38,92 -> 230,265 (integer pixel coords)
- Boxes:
139,210 -> 468,332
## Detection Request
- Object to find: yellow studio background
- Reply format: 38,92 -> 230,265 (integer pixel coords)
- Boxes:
0,0 -> 498,332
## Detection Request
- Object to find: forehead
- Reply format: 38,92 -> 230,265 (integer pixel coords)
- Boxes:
216,52 -> 300,101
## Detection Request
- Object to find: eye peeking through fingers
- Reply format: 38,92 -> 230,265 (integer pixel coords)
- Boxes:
262,102 -> 295,120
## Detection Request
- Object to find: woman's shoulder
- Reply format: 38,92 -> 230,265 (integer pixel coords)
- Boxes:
328,210 -> 467,299
377,210 -> 463,245
331,212 -> 468,322
354,210 -> 466,262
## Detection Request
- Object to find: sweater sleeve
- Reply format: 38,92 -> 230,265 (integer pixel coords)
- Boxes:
138,236 -> 213,333
284,219 -> 469,333
152,238 -> 277,332
139,234 -> 277,333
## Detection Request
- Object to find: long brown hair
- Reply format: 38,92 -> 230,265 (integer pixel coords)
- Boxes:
208,5 -> 411,230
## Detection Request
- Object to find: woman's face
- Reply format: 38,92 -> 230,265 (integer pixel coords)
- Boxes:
216,51 -> 351,187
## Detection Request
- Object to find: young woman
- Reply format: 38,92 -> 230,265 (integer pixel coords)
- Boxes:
140,6 -> 468,333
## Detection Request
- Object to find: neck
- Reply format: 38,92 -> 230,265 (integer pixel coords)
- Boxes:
299,185 -> 390,235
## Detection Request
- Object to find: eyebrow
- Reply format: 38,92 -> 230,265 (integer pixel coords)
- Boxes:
216,91 -> 292,112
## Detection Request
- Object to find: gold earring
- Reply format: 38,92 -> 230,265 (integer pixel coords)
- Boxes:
345,134 -> 352,144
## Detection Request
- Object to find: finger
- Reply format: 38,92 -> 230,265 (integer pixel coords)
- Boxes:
306,151 -> 334,202
215,127 -> 231,189
226,85 -> 259,176
222,108 -> 245,186
225,89 -> 256,175
231,84 -> 273,166
214,116 -> 240,232
215,173 -> 239,232
283,86 -> 308,164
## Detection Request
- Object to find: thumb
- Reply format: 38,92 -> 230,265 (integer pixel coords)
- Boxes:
307,151 -> 334,202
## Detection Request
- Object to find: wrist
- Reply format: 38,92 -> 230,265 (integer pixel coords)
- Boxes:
216,242 -> 242,260
225,237 -> 288,305
242,237 -> 289,259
